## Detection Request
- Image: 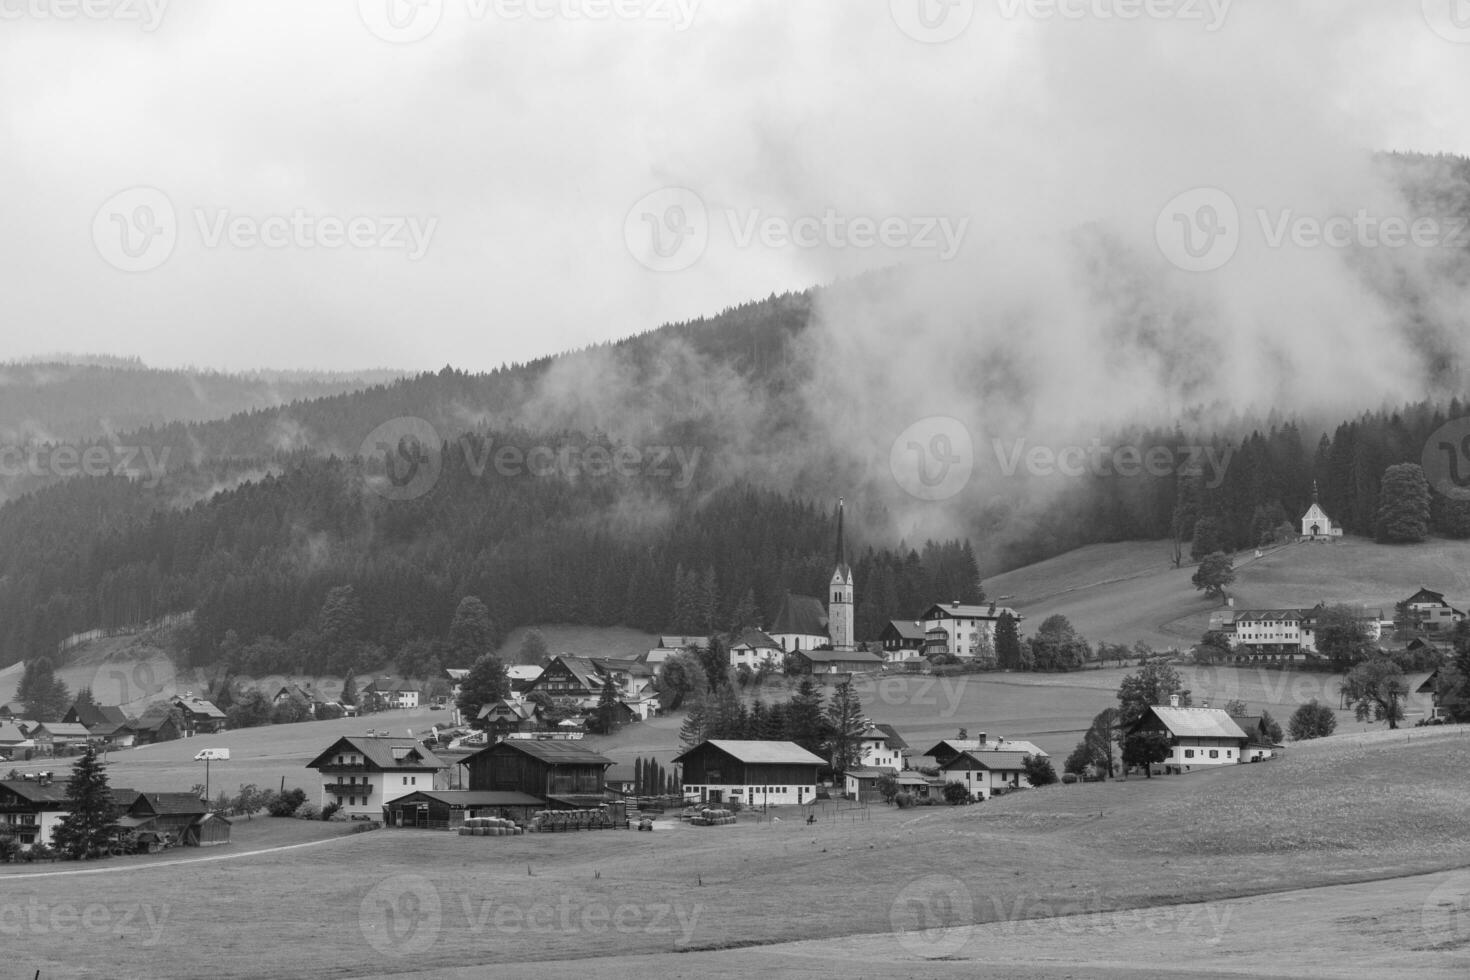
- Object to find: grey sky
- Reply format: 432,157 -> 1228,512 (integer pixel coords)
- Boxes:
2,0 -> 1468,372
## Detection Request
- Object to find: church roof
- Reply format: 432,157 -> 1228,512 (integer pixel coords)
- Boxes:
770,593 -> 829,637
732,628 -> 781,651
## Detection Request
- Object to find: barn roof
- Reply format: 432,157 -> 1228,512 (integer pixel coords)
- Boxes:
394,790 -> 545,808
674,739 -> 826,766
463,739 -> 613,767
307,736 -> 447,771
1144,706 -> 1249,741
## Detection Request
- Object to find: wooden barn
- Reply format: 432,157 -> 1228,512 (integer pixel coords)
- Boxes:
673,739 -> 825,807
383,790 -> 546,828
460,739 -> 613,809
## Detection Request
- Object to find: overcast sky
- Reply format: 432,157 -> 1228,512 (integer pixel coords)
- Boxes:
3,0 -> 1470,373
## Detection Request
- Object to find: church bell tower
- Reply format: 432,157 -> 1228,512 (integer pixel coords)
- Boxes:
829,498 -> 855,652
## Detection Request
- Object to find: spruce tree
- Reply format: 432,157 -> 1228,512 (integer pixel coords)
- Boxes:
995,613 -> 1022,671
50,745 -> 120,860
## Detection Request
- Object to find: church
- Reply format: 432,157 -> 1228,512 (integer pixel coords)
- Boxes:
767,499 -> 858,655
1300,483 -> 1342,541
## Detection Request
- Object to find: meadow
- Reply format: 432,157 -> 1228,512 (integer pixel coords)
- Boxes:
6,727 -> 1469,979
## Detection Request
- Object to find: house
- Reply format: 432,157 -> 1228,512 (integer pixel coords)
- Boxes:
121,792 -> 210,843
0,721 -> 34,759
28,722 -> 94,756
477,698 -> 539,738
603,763 -> 638,795
382,789 -> 545,828
935,748 -> 1036,801
523,655 -> 654,720
0,702 -> 27,720
659,635 -> 709,651
844,766 -> 899,802
62,703 -> 135,747
793,648 -> 885,674
460,739 -> 613,809
505,665 -> 544,693
0,776 -> 69,852
132,706 -> 183,745
1229,715 -> 1280,762
1217,605 -> 1383,660
1126,696 -> 1249,771
674,739 -> 825,807
854,724 -> 906,770
878,620 -> 927,662
170,695 -> 227,735
1403,588 -> 1465,632
919,735 -> 1047,768
917,601 -> 1022,660
1300,486 -> 1343,540
306,735 -> 447,819
272,684 -> 330,716
362,678 -> 421,710
729,628 -> 784,671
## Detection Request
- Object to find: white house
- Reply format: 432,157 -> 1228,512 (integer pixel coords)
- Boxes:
673,739 -> 825,807
1127,697 -> 1249,771
0,776 -> 69,852
855,724 -> 906,770
306,735 -> 447,819
1402,588 -> 1465,632
935,749 -> 1035,801
918,602 -> 1021,660
729,628 -> 784,670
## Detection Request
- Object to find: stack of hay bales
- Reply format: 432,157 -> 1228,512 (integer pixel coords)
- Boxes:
637,818 -> 654,832
457,816 -> 524,837
531,808 -> 617,832
689,807 -> 735,826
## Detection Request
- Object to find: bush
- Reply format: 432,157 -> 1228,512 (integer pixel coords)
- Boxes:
0,833 -> 20,863
894,792 -> 915,809
268,787 -> 307,817
1022,755 -> 1059,787
351,820 -> 381,833
24,842 -> 55,863
1288,700 -> 1338,741
942,781 -> 971,805
321,802 -> 341,821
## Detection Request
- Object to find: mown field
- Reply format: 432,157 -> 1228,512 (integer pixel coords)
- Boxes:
7,727 -> 1470,979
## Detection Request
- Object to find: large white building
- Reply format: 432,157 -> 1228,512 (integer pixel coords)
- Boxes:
1127,697 -> 1249,771
306,735 -> 447,819
918,602 -> 1021,660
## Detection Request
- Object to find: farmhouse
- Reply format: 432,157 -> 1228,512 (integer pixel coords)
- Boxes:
62,703 -> 135,747
383,790 -> 545,829
729,628 -> 784,670
674,739 -> 825,807
844,766 -> 898,802
878,619 -> 926,662
1127,697 -> 1249,770
917,601 -> 1021,661
793,648 -> 884,674
1230,714 -> 1280,762
936,748 -> 1035,801
117,792 -> 231,847
477,698 -> 539,738
855,724 -> 906,770
460,738 -> 613,809
920,735 -> 1047,768
1403,587 -> 1465,632
28,721 -> 94,756
306,735 -> 447,818
170,695 -> 227,735
131,707 -> 183,745
0,777 -> 68,851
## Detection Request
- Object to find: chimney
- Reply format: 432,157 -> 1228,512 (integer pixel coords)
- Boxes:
1169,694 -> 1180,708
952,599 -> 960,609
1201,699 -> 1210,709
978,732 -> 986,746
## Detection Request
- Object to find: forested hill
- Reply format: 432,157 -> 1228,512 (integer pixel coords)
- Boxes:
0,358 -> 404,446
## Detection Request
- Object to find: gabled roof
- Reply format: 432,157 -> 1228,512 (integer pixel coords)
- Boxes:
769,594 -> 829,638
477,699 -> 534,721
65,703 -> 130,730
798,649 -> 883,665
940,749 -> 1038,771
394,790 -> 545,808
845,766 -> 899,779
921,737 -> 1048,759
30,722 -> 93,739
1140,706 -> 1248,741
133,707 -> 180,732
1234,609 -> 1305,623
883,620 -> 927,642
674,739 -> 826,766
462,739 -> 613,767
131,792 -> 208,817
172,696 -> 226,720
874,723 -> 910,750
920,602 -> 1021,622
505,665 -> 543,681
1405,587 -> 1450,606
0,721 -> 30,743
0,780 -> 70,805
660,635 -> 709,649
731,628 -> 781,651
307,736 -> 447,771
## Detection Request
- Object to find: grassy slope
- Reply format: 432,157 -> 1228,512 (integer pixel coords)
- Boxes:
11,727 -> 1470,979
987,535 -> 1470,650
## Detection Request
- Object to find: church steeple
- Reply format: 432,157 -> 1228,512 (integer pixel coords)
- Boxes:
829,498 -> 855,652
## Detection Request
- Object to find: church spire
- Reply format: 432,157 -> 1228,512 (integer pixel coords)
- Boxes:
1312,480 -> 1319,503
835,497 -> 848,571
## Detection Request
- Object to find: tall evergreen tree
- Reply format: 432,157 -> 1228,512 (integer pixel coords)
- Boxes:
50,745 -> 119,860
458,652 -> 510,731
825,680 -> 866,776
994,612 -> 1022,671
448,596 -> 497,663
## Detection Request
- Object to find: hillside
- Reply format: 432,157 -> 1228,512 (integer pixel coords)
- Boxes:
991,535 -> 1470,650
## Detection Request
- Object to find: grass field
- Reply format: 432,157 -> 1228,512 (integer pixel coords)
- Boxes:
986,534 -> 1470,650
8,727 -> 1470,979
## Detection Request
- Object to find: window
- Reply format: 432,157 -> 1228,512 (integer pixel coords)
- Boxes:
1208,750 -> 1219,759
1184,749 -> 1195,759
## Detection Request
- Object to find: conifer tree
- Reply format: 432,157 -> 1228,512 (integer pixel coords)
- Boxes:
50,745 -> 119,860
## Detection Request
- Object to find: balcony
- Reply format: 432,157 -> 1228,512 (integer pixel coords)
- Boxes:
316,762 -> 371,773
322,782 -> 373,796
